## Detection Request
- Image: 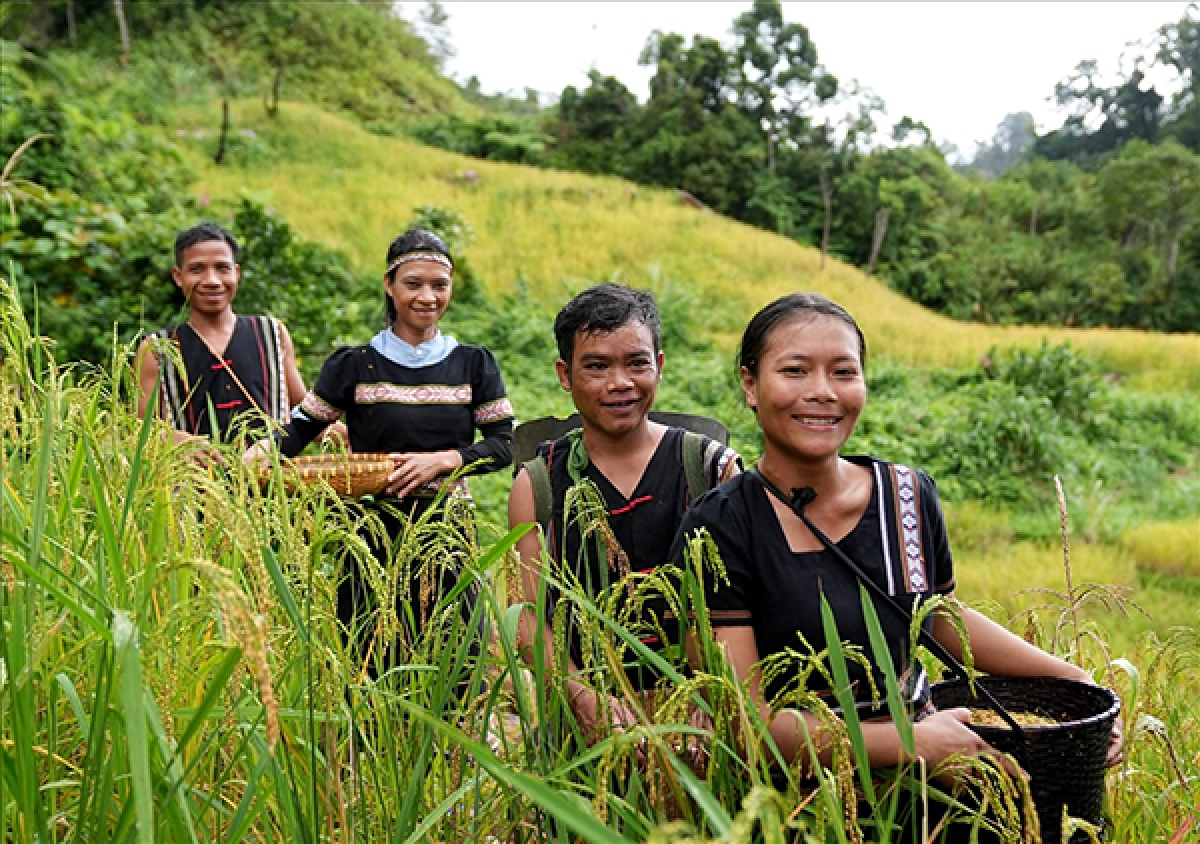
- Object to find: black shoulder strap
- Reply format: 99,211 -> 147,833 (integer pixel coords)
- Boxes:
681,430 -> 709,501
525,456 -> 553,534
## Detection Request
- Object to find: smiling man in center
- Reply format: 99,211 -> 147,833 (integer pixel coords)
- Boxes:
508,283 -> 741,740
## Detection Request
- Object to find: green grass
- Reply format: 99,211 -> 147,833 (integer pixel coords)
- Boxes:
1121,519 -> 1200,579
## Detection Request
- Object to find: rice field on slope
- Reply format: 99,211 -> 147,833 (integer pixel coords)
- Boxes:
175,96 -> 1199,663
177,101 -> 1200,392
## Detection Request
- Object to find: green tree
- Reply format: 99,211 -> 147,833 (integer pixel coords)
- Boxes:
549,70 -> 638,175
730,0 -> 837,172
1158,3 -> 1200,149
1097,139 -> 1200,327
1037,58 -> 1165,165
969,112 -> 1036,179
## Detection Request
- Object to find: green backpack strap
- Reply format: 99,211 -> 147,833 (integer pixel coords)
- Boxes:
523,456 -> 554,539
682,431 -> 709,501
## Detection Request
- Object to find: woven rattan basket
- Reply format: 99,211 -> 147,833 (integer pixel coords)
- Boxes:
268,453 -> 394,498
931,676 -> 1120,844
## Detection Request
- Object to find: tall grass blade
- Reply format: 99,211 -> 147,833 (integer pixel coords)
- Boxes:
860,584 -> 915,755
261,547 -> 309,642
819,592 -> 876,804
398,700 -> 635,844
113,610 -> 154,844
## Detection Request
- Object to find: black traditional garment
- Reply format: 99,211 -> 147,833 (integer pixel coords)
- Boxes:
670,456 -> 956,714
278,341 -> 514,495
538,427 -> 740,690
277,335 -> 514,667
148,315 -> 290,441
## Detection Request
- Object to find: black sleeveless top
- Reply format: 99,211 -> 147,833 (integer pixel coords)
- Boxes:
150,316 -> 290,441
538,427 -> 740,690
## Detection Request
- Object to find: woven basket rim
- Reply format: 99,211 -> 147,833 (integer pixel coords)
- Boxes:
287,452 -> 393,465
932,675 -> 1121,735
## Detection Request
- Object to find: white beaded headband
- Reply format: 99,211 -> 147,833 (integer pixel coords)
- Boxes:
385,251 -> 453,277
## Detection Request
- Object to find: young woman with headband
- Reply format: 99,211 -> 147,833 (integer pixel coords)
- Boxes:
247,228 -> 514,668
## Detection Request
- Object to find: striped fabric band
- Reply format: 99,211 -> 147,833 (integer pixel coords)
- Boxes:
873,462 -> 897,595
355,383 -> 472,405
473,397 -> 514,425
385,251 -> 453,276
252,316 -> 289,423
150,329 -> 193,432
890,464 -> 927,592
264,317 -> 289,422
298,391 -> 342,423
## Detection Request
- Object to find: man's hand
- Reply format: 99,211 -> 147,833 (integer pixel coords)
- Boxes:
243,438 -> 273,466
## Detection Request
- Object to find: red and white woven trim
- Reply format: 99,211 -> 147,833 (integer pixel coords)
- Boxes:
474,397 -> 514,425
355,383 -> 472,405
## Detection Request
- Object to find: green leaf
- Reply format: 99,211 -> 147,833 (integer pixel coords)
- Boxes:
397,700 -> 635,844
860,585 -> 914,756
261,546 -> 309,642
819,591 -> 876,804
113,610 -> 154,844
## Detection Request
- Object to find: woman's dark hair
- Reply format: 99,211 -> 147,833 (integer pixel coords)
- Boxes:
174,223 -> 240,267
553,283 -> 661,368
383,228 -> 453,325
738,292 -> 866,376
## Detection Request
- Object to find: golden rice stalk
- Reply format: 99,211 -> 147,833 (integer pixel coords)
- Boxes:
182,559 -> 279,753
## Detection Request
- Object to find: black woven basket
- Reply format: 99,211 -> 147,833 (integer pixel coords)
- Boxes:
931,676 -> 1120,844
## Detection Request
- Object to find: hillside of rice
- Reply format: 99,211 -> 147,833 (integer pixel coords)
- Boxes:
182,101 -> 1200,391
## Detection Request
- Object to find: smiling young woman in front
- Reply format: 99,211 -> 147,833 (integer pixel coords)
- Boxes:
670,292 -> 1120,842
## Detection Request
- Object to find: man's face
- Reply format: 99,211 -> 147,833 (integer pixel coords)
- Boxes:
173,239 -> 239,318
556,320 -> 663,439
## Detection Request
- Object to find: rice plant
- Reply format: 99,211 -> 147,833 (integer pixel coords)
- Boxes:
2,274 -> 1197,842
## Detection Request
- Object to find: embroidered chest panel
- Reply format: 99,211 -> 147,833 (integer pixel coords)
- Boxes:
354,383 -> 472,405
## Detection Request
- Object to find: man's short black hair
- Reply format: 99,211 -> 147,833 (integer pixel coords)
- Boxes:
174,223 -> 240,267
554,283 -> 661,367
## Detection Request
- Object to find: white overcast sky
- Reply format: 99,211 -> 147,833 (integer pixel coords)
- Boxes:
398,1 -> 1191,155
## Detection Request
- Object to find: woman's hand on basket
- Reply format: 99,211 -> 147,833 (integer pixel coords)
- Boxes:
1105,716 -> 1124,767
914,707 -> 1026,783
1063,665 -> 1124,767
387,450 -> 463,497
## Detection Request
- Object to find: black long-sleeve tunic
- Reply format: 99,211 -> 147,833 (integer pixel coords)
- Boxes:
277,343 -> 514,494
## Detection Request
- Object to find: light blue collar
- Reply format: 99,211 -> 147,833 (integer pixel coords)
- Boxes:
370,328 -> 458,368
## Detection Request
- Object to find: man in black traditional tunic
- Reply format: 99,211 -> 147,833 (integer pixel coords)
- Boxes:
136,223 -> 310,445
508,283 -> 740,740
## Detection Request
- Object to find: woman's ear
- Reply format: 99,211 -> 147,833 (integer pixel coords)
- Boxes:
741,366 -> 757,410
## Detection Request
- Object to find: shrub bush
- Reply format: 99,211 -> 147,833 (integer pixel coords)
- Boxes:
1122,519 -> 1200,578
